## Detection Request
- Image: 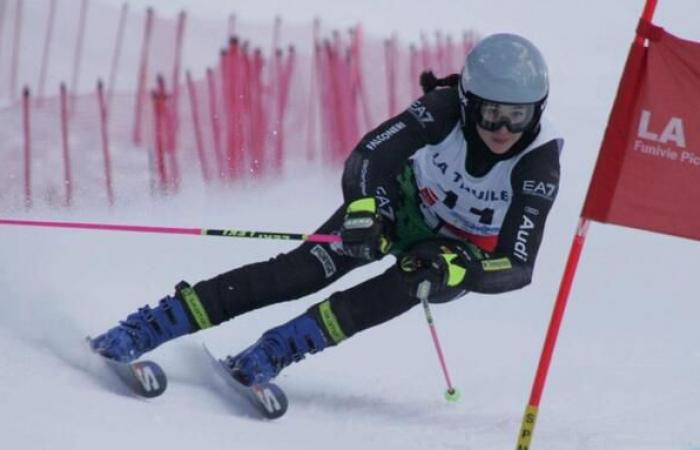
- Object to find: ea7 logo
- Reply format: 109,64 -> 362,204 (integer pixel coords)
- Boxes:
637,110 -> 686,148
408,100 -> 434,126
522,180 -> 556,200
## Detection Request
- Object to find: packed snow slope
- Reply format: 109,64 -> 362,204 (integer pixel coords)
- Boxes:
2,1 -> 700,449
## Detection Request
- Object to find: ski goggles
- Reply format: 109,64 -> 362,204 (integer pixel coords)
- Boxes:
472,99 -> 537,133
460,91 -> 539,133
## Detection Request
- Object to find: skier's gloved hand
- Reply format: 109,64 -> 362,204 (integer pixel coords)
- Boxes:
340,197 -> 392,260
398,240 -> 470,303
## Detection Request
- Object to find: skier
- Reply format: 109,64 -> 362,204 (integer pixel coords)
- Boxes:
92,33 -> 562,387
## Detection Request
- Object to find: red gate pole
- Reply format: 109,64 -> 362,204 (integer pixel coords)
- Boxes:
22,86 -> 31,208
10,0 -> 22,102
515,218 -> 590,450
133,7 -> 154,145
107,2 -> 128,109
97,80 -> 115,206
60,83 -> 73,207
70,0 -> 89,110
514,2 -> 658,449
37,0 -> 57,106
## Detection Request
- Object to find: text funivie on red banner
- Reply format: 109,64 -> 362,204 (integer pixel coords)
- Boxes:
582,20 -> 700,241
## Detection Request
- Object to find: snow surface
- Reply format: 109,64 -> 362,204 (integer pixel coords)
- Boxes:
2,1 -> 700,449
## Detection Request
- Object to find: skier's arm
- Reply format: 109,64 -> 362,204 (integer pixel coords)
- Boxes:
465,139 -> 562,293
396,139 -> 562,299
341,88 -> 460,202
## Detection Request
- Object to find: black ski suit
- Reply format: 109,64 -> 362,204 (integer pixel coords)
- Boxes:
186,85 -> 563,344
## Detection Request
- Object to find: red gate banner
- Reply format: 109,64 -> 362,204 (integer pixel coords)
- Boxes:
582,19 -> 700,241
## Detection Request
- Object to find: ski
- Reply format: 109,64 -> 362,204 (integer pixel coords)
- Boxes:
87,337 -> 167,398
203,344 -> 288,419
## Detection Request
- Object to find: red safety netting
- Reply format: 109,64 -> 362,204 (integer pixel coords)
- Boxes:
0,0 -> 477,210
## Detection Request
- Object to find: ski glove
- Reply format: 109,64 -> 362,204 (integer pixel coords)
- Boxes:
340,197 -> 392,260
398,240 -> 472,303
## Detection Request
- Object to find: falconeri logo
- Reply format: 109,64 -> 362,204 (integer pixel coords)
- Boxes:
364,122 -> 407,151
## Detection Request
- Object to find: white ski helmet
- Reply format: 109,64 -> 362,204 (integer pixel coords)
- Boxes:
459,33 -> 549,132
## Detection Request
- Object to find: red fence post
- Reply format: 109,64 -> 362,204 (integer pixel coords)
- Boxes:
59,83 -> 73,207
133,7 -> 154,145
228,14 -> 236,38
304,17 -> 320,162
70,0 -> 90,108
107,2 -> 128,109
37,0 -> 57,105
445,35 -> 455,73
409,44 -> 420,99
225,38 -> 243,180
206,67 -> 224,179
10,0 -> 22,102
218,49 -> 230,180
384,37 -> 397,118
186,70 -> 210,182
157,75 -> 179,191
240,43 -> 255,174
352,25 -> 372,133
22,86 -> 31,207
435,31 -> 446,75
170,10 -> 187,153
97,80 -> 115,206
326,37 -> 346,162
0,1 -> 6,86
151,89 -> 167,192
318,40 -> 335,162
273,46 -> 296,172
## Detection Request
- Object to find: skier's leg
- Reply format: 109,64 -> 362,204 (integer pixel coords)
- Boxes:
91,206 -> 369,362
226,264 -> 437,385
189,208 -> 364,325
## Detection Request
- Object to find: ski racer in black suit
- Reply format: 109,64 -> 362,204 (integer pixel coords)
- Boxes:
92,33 -> 563,387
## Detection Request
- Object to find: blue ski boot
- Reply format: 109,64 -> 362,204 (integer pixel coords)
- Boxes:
91,293 -> 196,363
224,312 -> 328,386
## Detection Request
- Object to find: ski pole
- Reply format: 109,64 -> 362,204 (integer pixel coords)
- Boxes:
416,280 -> 460,402
0,218 -> 341,244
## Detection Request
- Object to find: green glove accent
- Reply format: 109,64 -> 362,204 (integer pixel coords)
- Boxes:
342,197 -> 392,260
347,197 -> 378,214
440,253 -> 467,287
